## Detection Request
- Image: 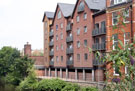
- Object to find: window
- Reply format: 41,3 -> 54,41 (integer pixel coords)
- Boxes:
113,34 -> 118,50
61,44 -> 63,50
114,0 -> 126,4
51,48 -> 54,52
124,32 -> 130,48
113,61 -> 119,76
76,16 -> 80,22
60,23 -> 63,29
56,56 -> 59,62
77,28 -> 80,35
77,54 -> 80,61
56,45 -> 59,51
125,66 -> 128,75
112,12 -> 118,25
69,56 -> 73,61
69,33 -> 72,37
56,25 -> 58,30
61,56 -> 63,61
69,45 -> 73,49
77,41 -> 80,48
84,26 -> 87,33
101,36 -> 106,43
56,35 -> 58,41
58,11 -> 61,19
84,13 -> 87,20
84,53 -> 88,60
78,1 -> 85,12
101,21 -> 106,32
95,23 -> 99,30
61,33 -> 63,39
84,40 -> 87,47
51,58 -> 54,61
123,9 -> 129,23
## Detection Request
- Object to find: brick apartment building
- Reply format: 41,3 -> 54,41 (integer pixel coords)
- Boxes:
24,0 -> 135,82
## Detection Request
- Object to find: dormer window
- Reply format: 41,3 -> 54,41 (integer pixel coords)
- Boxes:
78,1 -> 85,13
58,11 -> 61,19
114,0 -> 126,4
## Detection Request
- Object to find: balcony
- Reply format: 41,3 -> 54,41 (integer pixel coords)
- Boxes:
66,23 -> 72,32
66,60 -> 73,66
49,41 -> 54,46
49,31 -> 54,37
66,48 -> 73,54
49,51 -> 54,56
93,59 -> 104,66
49,61 -> 54,66
92,43 -> 106,51
66,36 -> 73,43
92,28 -> 106,37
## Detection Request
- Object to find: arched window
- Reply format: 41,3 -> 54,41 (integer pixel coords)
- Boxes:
78,1 -> 85,13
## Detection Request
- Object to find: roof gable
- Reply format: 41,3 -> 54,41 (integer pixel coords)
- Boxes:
42,12 -> 54,22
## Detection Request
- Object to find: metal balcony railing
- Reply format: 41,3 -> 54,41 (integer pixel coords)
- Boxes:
66,48 -> 73,54
93,59 -> 104,66
49,51 -> 54,56
92,28 -> 106,37
49,41 -> 54,46
66,60 -> 73,66
92,43 -> 106,51
49,61 -> 54,65
66,23 -> 72,31
49,31 -> 54,37
66,36 -> 73,43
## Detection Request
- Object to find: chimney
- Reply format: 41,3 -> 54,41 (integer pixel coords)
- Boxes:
24,42 -> 31,56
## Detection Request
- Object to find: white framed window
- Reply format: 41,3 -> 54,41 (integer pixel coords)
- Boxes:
124,32 -> 130,48
114,0 -> 126,4
60,23 -> 63,29
84,40 -> 87,47
77,28 -> 80,35
56,45 -> 59,51
84,26 -> 87,33
61,44 -> 63,50
56,25 -> 58,30
58,11 -> 61,19
76,16 -> 80,22
123,9 -> 129,23
125,66 -> 128,75
113,34 -> 118,50
112,12 -> 118,25
61,33 -> 63,39
56,35 -> 58,41
84,13 -> 87,20
113,61 -> 120,76
77,41 -> 80,48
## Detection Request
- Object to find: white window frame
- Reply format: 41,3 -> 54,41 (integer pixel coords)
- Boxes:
58,11 -> 61,19
112,35 -> 118,50
112,12 -> 118,25
76,16 -> 80,22
61,44 -> 63,50
77,41 -> 80,48
56,35 -> 58,41
114,0 -> 126,4
60,23 -> 63,29
124,33 -> 130,49
123,9 -> 130,23
84,13 -> 87,20
61,33 -> 63,39
77,28 -> 80,35
113,61 -> 120,76
56,46 -> 59,51
56,56 -> 59,62
84,26 -> 87,33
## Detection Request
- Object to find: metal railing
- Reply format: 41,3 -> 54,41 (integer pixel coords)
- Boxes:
66,60 -> 73,65
49,31 -> 54,37
49,41 -> 54,46
49,51 -> 54,56
66,23 -> 72,31
92,28 -> 106,37
49,61 -> 54,65
66,36 -> 73,43
66,48 -> 73,54
92,43 -> 106,51
93,59 -> 104,66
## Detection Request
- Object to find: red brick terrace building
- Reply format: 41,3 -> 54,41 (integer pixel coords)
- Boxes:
24,0 -> 135,82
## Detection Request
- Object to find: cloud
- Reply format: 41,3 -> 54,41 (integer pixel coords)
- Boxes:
0,0 -> 12,7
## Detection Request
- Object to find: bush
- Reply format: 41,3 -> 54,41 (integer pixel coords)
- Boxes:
37,79 -> 67,91
62,83 -> 80,91
81,87 -> 98,91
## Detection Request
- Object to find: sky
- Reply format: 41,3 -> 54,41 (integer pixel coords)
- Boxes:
0,0 -> 76,50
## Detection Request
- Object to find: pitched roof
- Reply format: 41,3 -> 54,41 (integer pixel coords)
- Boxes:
42,11 -> 54,22
58,3 -> 75,17
85,0 -> 106,10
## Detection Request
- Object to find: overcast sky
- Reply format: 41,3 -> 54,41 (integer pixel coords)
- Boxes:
0,0 -> 76,50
